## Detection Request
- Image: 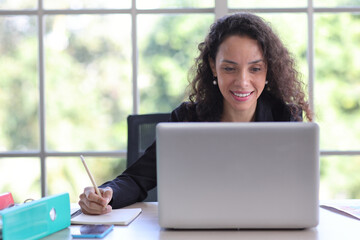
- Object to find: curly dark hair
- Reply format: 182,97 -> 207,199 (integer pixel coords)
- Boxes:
187,12 -> 312,122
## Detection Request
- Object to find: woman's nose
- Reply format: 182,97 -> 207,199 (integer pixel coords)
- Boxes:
234,70 -> 250,87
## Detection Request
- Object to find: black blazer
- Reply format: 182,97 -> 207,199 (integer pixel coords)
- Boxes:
101,93 -> 300,209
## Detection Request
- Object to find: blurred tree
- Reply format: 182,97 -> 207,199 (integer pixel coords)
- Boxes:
315,13 -> 360,151
44,15 -> 131,152
0,17 -> 38,151
139,14 -> 213,113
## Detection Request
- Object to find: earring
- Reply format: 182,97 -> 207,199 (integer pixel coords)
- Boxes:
265,81 -> 270,91
213,76 -> 217,85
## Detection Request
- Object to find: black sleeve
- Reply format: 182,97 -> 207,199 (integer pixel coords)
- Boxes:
99,141 -> 157,209
100,103 -> 192,209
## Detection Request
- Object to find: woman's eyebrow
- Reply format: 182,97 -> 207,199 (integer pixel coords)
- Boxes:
221,59 -> 264,65
248,59 -> 264,64
221,59 -> 238,65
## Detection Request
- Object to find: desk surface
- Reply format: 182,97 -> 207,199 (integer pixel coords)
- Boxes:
45,202 -> 360,240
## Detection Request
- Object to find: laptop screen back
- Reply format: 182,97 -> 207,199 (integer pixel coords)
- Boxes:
156,122 -> 319,229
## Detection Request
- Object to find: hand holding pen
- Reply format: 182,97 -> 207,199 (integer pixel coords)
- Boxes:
78,155 -> 113,215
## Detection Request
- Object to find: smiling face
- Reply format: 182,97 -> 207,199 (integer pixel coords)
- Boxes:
210,35 -> 267,122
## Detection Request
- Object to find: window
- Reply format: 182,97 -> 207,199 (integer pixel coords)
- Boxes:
1,0 -> 359,202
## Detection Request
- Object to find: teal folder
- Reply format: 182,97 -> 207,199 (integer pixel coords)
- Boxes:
0,193 -> 70,240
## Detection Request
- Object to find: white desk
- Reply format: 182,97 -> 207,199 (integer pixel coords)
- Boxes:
45,202 -> 360,240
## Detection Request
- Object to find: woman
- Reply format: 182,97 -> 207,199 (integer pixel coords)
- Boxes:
78,12 -> 312,214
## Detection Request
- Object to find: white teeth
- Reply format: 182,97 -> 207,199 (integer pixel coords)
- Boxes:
233,92 -> 251,97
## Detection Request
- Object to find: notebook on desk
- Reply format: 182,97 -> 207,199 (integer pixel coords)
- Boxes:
156,122 -> 319,229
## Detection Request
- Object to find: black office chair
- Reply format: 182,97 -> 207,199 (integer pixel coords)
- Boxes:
127,113 -> 171,202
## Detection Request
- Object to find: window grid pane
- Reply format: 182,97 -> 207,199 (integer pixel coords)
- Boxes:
229,0 -> 306,8
43,0 -> 131,9
0,16 -> 39,151
314,0 -> 360,7
136,0 -> 214,9
0,158 -> 41,202
45,14 -> 132,151
0,0 -> 37,9
314,13 -> 360,150
320,155 -> 360,199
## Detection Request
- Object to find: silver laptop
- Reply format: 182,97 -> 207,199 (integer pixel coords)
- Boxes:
156,122 -> 319,229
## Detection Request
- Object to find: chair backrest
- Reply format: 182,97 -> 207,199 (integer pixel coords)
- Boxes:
127,113 -> 171,202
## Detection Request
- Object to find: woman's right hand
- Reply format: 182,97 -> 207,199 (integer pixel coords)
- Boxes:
78,186 -> 113,215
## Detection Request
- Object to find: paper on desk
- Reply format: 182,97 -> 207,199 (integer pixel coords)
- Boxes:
320,199 -> 360,220
71,208 -> 142,225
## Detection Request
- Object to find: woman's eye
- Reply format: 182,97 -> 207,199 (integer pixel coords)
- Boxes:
251,67 -> 261,72
224,67 -> 235,72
